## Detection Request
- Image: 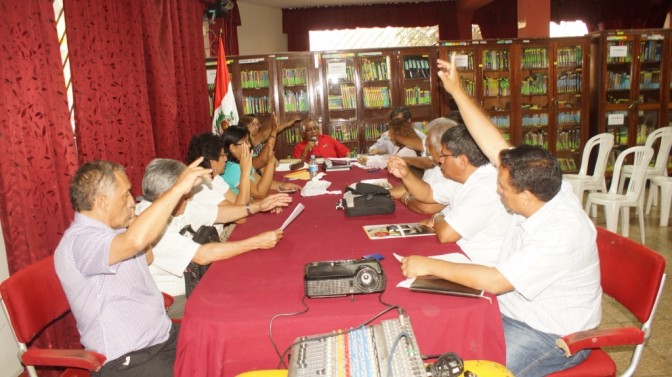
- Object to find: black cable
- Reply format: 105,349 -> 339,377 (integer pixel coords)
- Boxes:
268,295 -> 309,368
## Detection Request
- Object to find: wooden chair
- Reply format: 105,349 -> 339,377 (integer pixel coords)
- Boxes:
548,227 -> 667,377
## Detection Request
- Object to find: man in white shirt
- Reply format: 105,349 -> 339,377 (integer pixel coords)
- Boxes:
137,159 -> 292,318
390,124 -> 512,266
400,53 -> 601,376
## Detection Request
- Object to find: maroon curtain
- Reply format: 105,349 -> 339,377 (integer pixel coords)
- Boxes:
551,0 -> 672,31
0,0 -> 81,364
282,1 -> 459,52
472,0 -> 518,39
64,0 -> 211,193
0,1 -> 78,274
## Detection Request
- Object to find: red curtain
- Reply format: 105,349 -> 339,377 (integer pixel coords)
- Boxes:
282,1 -> 459,52
551,0 -> 672,31
64,0 -> 211,193
472,0 -> 518,39
0,1 -> 78,274
0,0 -> 81,364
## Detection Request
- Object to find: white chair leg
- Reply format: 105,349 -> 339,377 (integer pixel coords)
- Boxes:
620,206 -> 630,237
604,204 -> 618,234
660,183 -> 672,227
646,182 -> 657,215
637,204 -> 646,244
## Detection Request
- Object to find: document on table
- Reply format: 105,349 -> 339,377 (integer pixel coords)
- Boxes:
394,252 -> 472,288
280,203 -> 305,230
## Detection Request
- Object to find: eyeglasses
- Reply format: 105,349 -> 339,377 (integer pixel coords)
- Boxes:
439,152 -> 455,159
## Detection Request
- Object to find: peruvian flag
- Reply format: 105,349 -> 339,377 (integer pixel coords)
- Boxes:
211,35 -> 239,134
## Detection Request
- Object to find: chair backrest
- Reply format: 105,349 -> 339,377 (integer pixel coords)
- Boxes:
607,146 -> 653,201
0,255 -> 70,344
643,126 -> 672,175
577,133 -> 614,177
596,227 -> 666,323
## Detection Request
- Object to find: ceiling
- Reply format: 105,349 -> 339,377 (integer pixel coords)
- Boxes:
238,0 -> 450,10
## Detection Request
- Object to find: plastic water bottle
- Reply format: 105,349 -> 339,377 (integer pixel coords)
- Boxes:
308,154 -> 318,178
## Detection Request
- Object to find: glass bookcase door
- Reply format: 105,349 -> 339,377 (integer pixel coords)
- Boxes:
635,34 -> 664,146
481,44 -> 513,143
323,53 -> 358,122
357,52 -> 393,121
555,44 -> 585,172
239,57 -> 273,119
399,51 -> 436,120
519,44 -> 551,157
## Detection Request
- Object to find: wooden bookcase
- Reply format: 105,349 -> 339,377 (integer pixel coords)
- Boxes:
439,37 -> 590,172
589,29 -> 670,151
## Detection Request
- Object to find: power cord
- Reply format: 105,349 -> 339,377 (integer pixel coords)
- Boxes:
268,295 -> 309,368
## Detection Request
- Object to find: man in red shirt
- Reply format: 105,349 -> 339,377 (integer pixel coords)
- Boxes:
292,118 -> 350,160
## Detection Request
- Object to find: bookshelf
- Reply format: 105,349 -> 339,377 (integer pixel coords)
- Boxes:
590,29 -> 669,153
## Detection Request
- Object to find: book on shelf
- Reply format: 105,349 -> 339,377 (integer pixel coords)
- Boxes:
363,223 -> 434,240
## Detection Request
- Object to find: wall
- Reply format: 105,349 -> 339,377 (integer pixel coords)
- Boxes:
0,223 -> 23,377
237,1 -> 287,55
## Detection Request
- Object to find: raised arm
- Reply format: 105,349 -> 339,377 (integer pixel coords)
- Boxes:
110,158 -> 211,265
438,53 -> 510,167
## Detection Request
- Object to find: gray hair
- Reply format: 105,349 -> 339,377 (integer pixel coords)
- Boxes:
142,159 -> 186,202
426,117 -> 458,152
70,160 -> 125,212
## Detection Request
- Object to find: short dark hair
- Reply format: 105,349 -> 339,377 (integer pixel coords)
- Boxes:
388,118 -> 415,138
70,160 -> 124,212
499,145 -> 562,202
238,114 -> 258,127
440,125 -> 489,167
389,107 -> 411,121
186,133 -> 224,169
221,125 -> 251,164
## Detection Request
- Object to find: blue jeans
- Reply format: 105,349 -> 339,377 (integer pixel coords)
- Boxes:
502,315 -> 590,377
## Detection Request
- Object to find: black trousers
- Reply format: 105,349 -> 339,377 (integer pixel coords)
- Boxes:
93,323 -> 180,377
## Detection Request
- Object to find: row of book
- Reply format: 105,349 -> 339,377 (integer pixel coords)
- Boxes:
489,115 -> 510,129
403,57 -> 431,79
240,70 -> 270,89
558,158 -> 578,172
283,127 -> 305,144
329,124 -> 359,142
557,110 -> 581,125
521,113 -> 549,127
520,48 -> 549,69
606,41 -> 632,64
557,72 -> 582,93
242,96 -> 270,114
362,123 -> 387,141
556,47 -> 583,68
283,90 -> 309,113
404,86 -> 432,106
460,76 -> 476,97
483,76 -> 511,97
362,86 -> 391,108
606,71 -> 631,91
639,70 -> 661,90
360,60 -> 389,82
281,67 -> 307,86
482,50 -> 509,71
328,85 -> 357,110
327,65 -> 356,82
454,53 -> 475,71
640,40 -> 663,63
521,73 -> 548,96
556,129 -> 581,151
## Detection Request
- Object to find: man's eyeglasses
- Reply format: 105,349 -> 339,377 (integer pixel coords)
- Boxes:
439,152 -> 455,159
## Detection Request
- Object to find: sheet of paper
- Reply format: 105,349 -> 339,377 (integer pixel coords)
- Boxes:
280,203 -> 305,230
283,170 -> 311,180
393,252 -> 472,288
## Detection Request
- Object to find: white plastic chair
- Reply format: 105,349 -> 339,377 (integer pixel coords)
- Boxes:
585,146 -> 653,244
619,127 -> 672,212
648,176 -> 672,226
563,133 -> 614,216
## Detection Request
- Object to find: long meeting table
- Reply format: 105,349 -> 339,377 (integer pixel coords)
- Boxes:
174,167 -> 506,377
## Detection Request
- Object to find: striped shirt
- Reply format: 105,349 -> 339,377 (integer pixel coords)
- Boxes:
54,213 -> 171,362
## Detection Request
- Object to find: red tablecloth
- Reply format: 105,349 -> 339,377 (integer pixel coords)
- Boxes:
175,167 -> 505,377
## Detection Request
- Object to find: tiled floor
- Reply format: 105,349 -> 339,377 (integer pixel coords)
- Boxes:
586,192 -> 672,376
